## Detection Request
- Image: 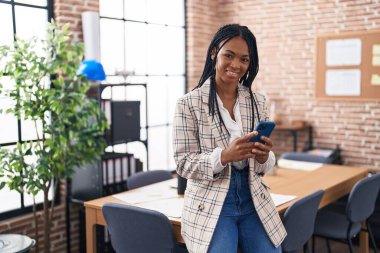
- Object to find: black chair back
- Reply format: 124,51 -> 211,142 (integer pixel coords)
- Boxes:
127,170 -> 172,190
103,203 -> 177,253
282,190 -> 324,253
346,173 -> 380,223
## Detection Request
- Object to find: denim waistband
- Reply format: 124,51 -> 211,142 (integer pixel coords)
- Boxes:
231,165 -> 249,172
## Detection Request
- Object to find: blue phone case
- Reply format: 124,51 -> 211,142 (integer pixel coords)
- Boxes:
249,121 -> 276,143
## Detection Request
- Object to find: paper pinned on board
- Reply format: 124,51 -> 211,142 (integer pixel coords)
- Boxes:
325,69 -> 361,96
270,193 -> 297,207
372,56 -> 380,66
371,74 -> 380,86
372,44 -> 380,66
373,44 -> 380,55
326,38 -> 361,66
278,159 -> 323,171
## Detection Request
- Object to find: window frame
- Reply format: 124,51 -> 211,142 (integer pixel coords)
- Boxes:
0,0 -> 56,220
99,0 -> 187,171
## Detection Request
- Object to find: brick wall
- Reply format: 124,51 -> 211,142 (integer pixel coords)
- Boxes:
186,0 -> 220,88
187,0 -> 380,170
54,0 -> 99,41
0,1 -> 98,252
1,1 -> 379,253
0,182 -> 82,253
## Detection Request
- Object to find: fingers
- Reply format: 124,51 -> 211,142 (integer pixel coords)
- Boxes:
235,133 -> 273,153
253,142 -> 270,153
228,132 -> 273,162
243,154 -> 256,160
238,131 -> 258,143
252,136 -> 273,155
237,142 -> 256,150
224,138 -> 256,163
261,136 -> 273,147
251,148 -> 268,156
241,152 -> 256,160
253,136 -> 273,150
230,147 -> 255,161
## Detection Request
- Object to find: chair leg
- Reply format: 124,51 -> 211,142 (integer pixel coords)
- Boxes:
326,239 -> 332,253
303,243 -> 309,253
312,236 -> 316,253
348,238 -> 354,253
367,221 -> 378,253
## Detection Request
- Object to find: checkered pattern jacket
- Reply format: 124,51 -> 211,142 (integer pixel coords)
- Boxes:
172,83 -> 287,253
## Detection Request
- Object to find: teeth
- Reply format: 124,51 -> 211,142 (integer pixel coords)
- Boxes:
226,71 -> 238,77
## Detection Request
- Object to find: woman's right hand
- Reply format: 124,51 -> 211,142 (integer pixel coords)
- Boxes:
221,132 -> 258,165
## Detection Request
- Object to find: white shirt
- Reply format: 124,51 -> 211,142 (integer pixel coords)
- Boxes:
211,94 -> 248,173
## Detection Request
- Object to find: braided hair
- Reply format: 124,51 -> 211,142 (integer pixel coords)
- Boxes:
194,24 -> 260,133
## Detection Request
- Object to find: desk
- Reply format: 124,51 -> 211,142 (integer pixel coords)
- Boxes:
85,165 -> 368,253
275,124 -> 312,151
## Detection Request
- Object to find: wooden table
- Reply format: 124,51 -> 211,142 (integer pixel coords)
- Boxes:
84,164 -> 369,253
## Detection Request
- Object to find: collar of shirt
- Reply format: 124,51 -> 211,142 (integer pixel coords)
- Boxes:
215,94 -> 244,142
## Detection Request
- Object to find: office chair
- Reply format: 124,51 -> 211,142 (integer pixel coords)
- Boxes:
127,170 -> 173,190
373,191 -> 380,247
103,202 -> 188,253
282,190 -> 324,253
313,173 -> 380,253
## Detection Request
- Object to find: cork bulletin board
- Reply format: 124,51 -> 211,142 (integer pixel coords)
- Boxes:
316,30 -> 380,101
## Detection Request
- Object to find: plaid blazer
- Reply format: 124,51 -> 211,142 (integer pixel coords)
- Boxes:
172,83 -> 286,253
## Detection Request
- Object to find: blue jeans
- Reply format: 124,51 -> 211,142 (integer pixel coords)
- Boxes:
208,167 -> 281,253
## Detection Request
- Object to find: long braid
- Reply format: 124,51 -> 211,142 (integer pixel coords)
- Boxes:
195,24 -> 261,129
248,89 -> 261,132
211,75 -> 228,134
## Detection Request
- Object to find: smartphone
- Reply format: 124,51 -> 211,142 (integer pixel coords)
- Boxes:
249,121 -> 276,143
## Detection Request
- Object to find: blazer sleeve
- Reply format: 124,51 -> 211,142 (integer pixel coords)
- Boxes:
172,95 -> 219,181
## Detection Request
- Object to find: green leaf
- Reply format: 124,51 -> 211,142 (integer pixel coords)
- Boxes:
25,148 -> 32,156
0,21 -> 107,217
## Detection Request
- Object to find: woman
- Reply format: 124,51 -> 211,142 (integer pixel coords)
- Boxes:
173,24 -> 286,253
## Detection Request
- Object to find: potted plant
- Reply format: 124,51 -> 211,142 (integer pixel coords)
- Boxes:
0,21 -> 108,253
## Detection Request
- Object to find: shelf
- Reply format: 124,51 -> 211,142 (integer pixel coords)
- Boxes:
275,123 -> 313,151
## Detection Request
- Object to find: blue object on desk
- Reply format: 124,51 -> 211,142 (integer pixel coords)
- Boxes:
77,60 -> 106,81
280,152 -> 334,164
280,146 -> 342,164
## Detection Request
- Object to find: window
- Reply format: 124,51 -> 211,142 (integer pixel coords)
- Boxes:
0,0 -> 54,219
99,0 -> 186,171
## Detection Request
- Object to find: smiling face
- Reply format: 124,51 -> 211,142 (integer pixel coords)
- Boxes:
212,36 -> 250,88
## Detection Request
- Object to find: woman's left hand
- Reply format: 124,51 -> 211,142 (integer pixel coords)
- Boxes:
251,136 -> 273,164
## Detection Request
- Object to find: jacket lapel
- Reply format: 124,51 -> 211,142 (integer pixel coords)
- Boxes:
237,84 -> 253,135
200,83 -> 229,149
